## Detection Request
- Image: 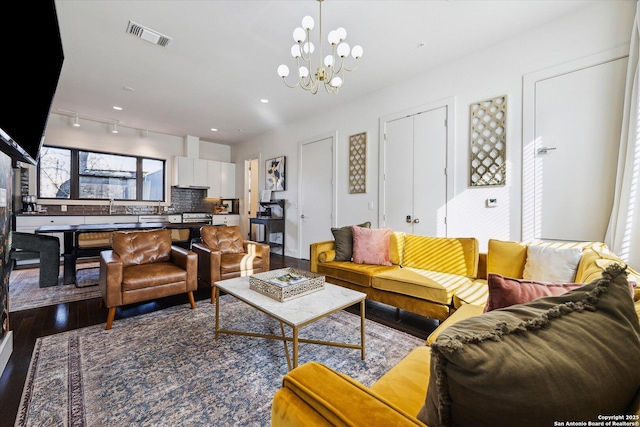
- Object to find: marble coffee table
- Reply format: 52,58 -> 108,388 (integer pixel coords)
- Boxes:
213,275 -> 367,370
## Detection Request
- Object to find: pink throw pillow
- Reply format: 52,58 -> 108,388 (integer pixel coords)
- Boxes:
484,274 -> 584,312
352,226 -> 392,266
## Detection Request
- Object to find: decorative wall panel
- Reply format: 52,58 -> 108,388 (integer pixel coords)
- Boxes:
469,95 -> 507,186
349,132 -> 367,194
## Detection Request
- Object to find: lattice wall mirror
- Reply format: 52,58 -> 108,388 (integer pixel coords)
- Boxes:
349,132 -> 367,194
469,95 -> 507,186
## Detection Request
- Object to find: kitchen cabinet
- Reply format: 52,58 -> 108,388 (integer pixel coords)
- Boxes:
206,160 -> 221,198
138,215 -> 169,223
220,162 -> 235,198
83,215 -> 133,225
207,160 -> 236,198
174,156 -> 208,188
168,214 -> 182,223
211,214 -> 239,227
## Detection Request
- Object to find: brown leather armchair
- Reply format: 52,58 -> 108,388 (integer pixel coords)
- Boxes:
193,225 -> 270,302
98,228 -> 197,330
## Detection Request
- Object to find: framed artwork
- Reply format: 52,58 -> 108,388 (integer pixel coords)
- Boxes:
266,156 -> 286,191
261,190 -> 272,203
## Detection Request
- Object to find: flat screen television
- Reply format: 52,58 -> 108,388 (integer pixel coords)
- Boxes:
0,0 -> 64,165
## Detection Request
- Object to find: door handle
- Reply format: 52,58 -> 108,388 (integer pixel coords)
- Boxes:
537,147 -> 557,155
413,218 -> 420,224
300,214 -> 305,218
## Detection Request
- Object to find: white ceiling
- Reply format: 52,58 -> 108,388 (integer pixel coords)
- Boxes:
52,0 -> 599,145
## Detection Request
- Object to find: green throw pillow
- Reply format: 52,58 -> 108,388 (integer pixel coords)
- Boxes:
418,264 -> 640,427
331,222 -> 371,261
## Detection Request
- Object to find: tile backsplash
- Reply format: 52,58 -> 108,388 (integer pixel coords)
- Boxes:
38,187 -> 216,215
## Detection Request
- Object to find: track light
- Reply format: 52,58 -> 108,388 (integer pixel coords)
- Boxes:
58,109 -> 159,136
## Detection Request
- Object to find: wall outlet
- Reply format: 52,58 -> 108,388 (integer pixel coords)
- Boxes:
61,205 -> 67,211
368,201 -> 374,210
486,198 -> 498,208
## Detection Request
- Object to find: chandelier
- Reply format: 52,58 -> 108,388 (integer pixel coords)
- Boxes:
277,0 -> 363,94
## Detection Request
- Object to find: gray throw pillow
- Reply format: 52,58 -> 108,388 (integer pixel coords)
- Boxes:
331,222 -> 371,261
418,264 -> 640,427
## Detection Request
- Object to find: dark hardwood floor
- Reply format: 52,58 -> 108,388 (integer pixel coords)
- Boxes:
0,256 -> 438,427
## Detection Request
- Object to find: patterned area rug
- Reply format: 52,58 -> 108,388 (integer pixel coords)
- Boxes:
9,263 -> 102,312
16,296 -> 425,426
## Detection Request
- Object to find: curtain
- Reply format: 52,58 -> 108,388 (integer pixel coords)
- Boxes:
605,0 -> 640,269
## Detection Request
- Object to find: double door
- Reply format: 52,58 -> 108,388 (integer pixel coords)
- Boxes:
381,106 -> 448,236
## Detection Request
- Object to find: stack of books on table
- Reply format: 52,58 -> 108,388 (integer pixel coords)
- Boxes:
268,272 -> 308,287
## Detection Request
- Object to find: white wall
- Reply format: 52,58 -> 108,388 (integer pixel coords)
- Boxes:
231,0 -> 635,256
36,113 -> 231,205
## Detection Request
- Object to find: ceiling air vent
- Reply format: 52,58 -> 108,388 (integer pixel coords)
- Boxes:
126,21 -> 172,47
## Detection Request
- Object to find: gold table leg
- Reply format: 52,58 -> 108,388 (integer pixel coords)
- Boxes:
293,326 -> 299,369
280,322 -> 292,371
360,299 -> 366,360
214,286 -> 220,340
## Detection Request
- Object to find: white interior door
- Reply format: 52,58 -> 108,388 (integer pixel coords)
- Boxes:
534,57 -> 627,241
413,107 -> 447,236
382,106 -> 448,236
299,136 -> 334,259
383,116 -> 414,233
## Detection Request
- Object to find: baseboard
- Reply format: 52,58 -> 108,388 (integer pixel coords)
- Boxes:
0,331 -> 13,377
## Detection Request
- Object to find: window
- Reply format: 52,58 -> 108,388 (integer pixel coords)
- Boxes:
38,146 -> 165,201
38,146 -> 71,199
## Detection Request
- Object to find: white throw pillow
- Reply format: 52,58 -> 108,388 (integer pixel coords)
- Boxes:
522,245 -> 583,283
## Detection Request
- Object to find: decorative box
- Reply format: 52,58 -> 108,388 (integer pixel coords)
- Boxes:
249,268 -> 325,302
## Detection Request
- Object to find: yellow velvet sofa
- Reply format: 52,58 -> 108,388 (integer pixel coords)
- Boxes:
272,249 -> 640,426
311,234 -> 486,322
311,235 -> 635,322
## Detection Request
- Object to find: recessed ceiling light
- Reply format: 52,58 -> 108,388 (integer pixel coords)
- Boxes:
211,128 -> 218,132
260,99 -> 269,104
113,106 -> 123,111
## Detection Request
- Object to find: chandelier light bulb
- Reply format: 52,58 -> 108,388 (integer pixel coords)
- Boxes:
337,42 -> 350,58
278,64 -> 290,77
291,44 -> 301,58
293,27 -> 306,43
327,30 -> 339,45
330,76 -> 343,87
299,66 -> 309,78
302,15 -> 314,30
335,27 -> 347,41
303,41 -> 315,54
352,45 -> 363,59
324,55 -> 334,67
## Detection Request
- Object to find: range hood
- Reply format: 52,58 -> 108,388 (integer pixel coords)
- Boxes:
172,136 -> 210,189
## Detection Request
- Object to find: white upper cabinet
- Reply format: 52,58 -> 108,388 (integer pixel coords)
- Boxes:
220,162 -> 236,198
207,160 -> 235,198
173,156 -> 209,188
207,160 -> 221,198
